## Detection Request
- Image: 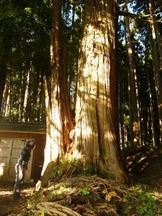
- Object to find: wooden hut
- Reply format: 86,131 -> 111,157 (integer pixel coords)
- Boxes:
0,122 -> 46,182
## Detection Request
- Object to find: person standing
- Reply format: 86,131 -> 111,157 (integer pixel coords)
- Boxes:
13,139 -> 35,200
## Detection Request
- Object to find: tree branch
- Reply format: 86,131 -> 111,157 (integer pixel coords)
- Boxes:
117,11 -> 162,23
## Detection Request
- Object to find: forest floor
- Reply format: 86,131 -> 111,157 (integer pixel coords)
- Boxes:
1,148 -> 162,216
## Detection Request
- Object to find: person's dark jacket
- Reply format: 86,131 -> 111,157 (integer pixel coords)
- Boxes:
17,140 -> 35,166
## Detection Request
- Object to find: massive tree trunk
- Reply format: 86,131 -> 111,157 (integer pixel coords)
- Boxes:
74,0 -> 128,183
40,0 -> 73,185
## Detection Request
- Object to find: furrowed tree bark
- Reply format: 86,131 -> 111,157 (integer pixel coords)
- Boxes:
40,0 -> 73,186
74,0 -> 128,183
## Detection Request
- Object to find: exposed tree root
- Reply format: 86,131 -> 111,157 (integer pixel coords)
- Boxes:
20,175 -> 129,216
36,202 -> 82,216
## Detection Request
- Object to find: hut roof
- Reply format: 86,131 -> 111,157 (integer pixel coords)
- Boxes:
0,121 -> 46,134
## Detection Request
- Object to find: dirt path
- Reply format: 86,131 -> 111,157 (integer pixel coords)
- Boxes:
0,182 -> 34,216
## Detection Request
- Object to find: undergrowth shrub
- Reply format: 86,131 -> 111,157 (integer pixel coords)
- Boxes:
120,187 -> 162,216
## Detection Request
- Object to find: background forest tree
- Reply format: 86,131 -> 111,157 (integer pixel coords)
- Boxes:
0,0 -> 162,182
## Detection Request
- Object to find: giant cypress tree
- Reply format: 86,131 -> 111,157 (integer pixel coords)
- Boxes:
39,0 -> 128,185
74,0 -> 128,182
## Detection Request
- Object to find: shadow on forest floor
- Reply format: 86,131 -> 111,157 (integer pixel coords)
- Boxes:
125,147 -> 162,192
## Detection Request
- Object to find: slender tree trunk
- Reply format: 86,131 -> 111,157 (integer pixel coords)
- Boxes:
74,0 -> 128,183
124,3 -> 141,147
156,23 -> 162,75
22,70 -> 30,122
0,64 -> 7,115
3,84 -> 10,119
148,0 -> 162,145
